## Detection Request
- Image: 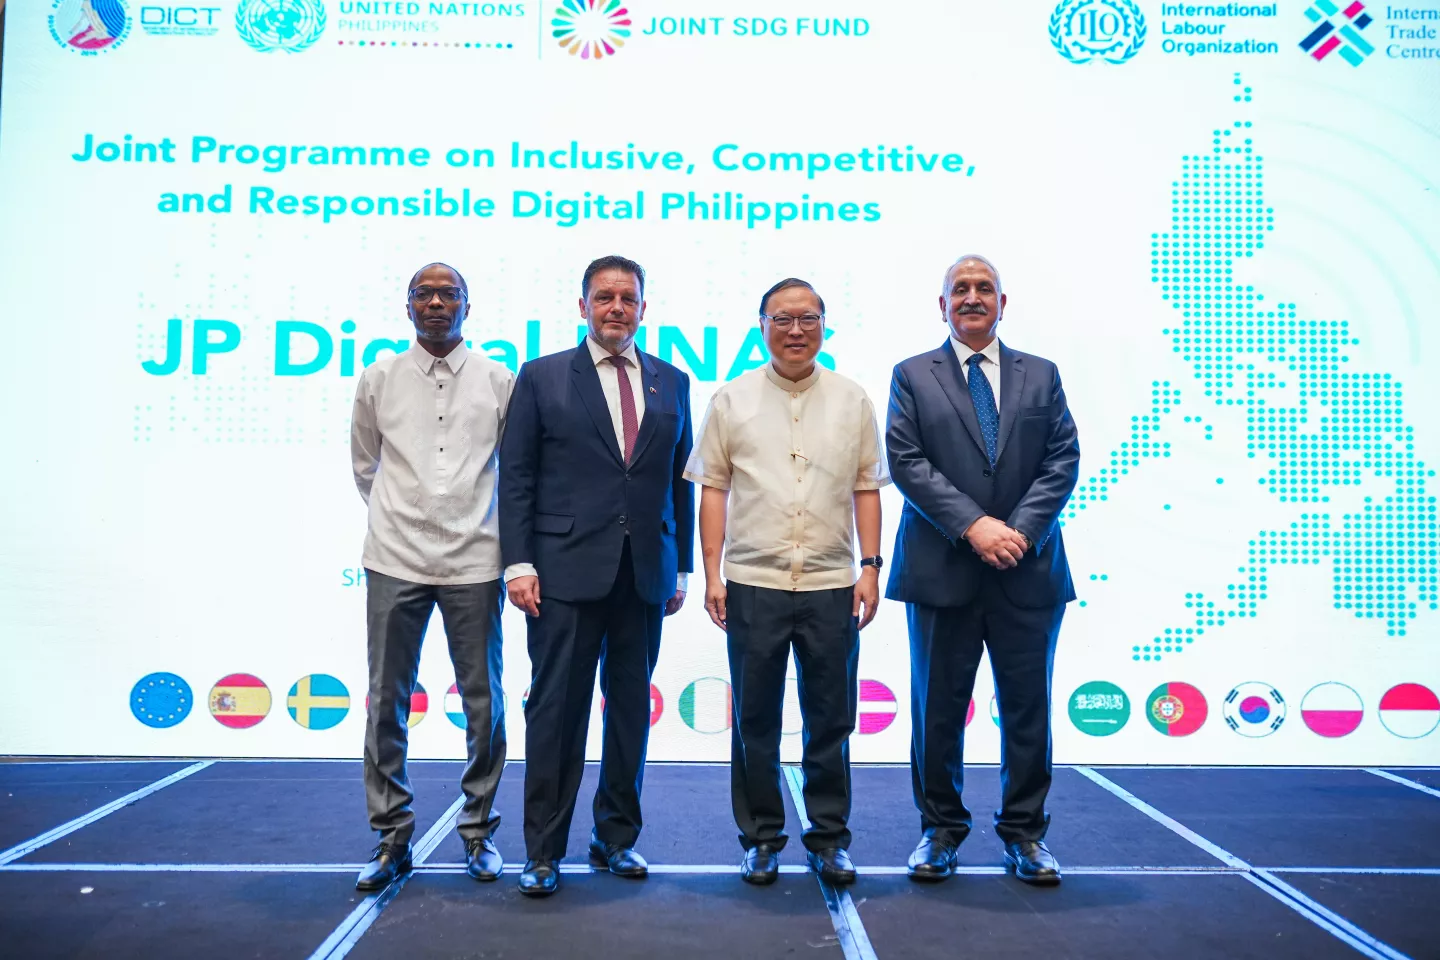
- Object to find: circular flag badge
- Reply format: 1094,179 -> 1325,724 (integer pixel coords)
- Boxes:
990,695 -> 1000,727
209,673 -> 271,729
364,681 -> 428,727
679,677 -> 732,734
445,683 -> 466,729
598,683 -> 664,727
1068,681 -> 1130,736
131,673 -> 193,729
286,674 -> 350,731
1379,683 -> 1439,739
1301,681 -> 1364,738
1146,682 -> 1208,737
859,679 -> 898,734
965,698 -> 975,728
1222,682 -> 1286,738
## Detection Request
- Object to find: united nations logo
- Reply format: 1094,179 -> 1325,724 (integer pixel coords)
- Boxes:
1049,0 -> 1146,64
236,0 -> 326,53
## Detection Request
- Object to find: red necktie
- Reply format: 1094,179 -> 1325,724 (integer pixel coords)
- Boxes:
607,355 -> 639,463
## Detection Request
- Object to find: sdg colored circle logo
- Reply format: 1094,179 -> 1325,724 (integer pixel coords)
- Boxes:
209,673 -> 272,728
1068,681 -> 1130,736
1222,683 -> 1286,738
1378,683 -> 1439,739
1300,682 -> 1364,738
286,674 -> 350,730
679,677 -> 732,734
130,673 -> 193,728
1146,681 -> 1208,737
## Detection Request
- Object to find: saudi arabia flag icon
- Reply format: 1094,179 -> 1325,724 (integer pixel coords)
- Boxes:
1378,683 -> 1440,739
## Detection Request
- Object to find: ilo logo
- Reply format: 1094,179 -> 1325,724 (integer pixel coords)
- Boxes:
1049,0 -> 1146,64
236,0 -> 326,52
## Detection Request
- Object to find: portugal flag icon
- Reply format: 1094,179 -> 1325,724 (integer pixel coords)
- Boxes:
286,674 -> 350,730
1379,683 -> 1439,739
209,673 -> 271,729
679,677 -> 732,734
1146,682 -> 1207,737
858,679 -> 898,734
1301,682 -> 1363,738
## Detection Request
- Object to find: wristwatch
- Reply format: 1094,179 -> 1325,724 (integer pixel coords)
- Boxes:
860,556 -> 884,570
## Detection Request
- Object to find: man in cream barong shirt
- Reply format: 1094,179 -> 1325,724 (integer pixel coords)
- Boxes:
350,262 -> 513,891
686,278 -> 888,887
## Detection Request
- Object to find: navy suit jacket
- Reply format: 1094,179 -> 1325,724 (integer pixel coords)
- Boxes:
885,341 -> 1080,609
499,342 -> 694,605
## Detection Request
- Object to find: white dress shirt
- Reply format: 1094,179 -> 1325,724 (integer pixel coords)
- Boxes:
684,364 -> 889,591
503,336 -> 687,592
950,335 -> 1003,410
351,343 -> 514,585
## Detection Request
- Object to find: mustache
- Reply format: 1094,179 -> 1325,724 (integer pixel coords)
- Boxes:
956,303 -> 988,315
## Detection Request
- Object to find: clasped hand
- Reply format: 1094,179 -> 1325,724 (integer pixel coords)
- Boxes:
964,516 -> 1028,570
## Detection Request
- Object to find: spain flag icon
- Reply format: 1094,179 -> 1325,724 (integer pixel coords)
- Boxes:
209,673 -> 272,729
287,674 -> 351,731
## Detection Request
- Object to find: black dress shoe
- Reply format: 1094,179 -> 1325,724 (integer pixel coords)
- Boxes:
741,845 -> 780,885
518,859 -> 559,897
355,842 -> 412,891
806,847 -> 857,885
1005,840 -> 1062,886
588,839 -> 649,878
906,837 -> 957,883
465,837 -> 503,882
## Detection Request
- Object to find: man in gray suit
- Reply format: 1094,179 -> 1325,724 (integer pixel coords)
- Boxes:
886,255 -> 1080,886
350,262 -> 515,890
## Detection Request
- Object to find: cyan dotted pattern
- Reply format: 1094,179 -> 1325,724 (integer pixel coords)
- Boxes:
1066,77 -> 1438,661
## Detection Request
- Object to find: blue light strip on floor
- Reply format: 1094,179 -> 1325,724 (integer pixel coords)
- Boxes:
782,765 -> 878,960
1073,766 -> 1414,960
0,760 -> 214,866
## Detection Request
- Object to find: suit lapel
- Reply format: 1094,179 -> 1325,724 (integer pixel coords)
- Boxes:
570,344 -> 625,466
627,351 -> 663,465
931,343 -> 988,460
995,344 -> 1026,464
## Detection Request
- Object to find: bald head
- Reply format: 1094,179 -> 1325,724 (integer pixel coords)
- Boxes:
409,262 -> 468,296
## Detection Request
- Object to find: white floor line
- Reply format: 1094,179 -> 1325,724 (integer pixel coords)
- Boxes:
782,765 -> 878,960
1366,768 -> 1440,800
1074,766 -> 1412,960
0,863 -> 361,873
1264,867 -> 1440,876
306,794 -> 466,960
0,760 -> 214,866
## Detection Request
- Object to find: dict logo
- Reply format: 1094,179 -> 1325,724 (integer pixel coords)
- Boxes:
1049,0 -> 1146,64
236,0 -> 326,53
1299,0 -> 1375,66
49,0 -> 132,54
552,0 -> 632,60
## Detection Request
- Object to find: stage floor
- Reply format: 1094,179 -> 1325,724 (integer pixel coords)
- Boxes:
0,760 -> 1435,959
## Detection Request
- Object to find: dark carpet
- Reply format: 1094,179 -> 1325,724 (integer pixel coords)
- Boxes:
0,762 -> 189,854
1280,872 -> 1440,960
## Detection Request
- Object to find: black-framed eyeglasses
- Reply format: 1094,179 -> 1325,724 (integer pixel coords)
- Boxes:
409,285 -> 465,304
763,313 -> 824,331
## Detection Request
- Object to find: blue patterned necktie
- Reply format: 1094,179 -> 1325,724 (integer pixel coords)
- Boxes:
967,354 -> 999,466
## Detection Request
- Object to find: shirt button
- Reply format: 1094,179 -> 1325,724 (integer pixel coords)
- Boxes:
618,515 -> 628,524
791,393 -> 798,399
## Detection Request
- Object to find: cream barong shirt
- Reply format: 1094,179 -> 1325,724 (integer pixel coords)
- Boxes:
684,363 -> 889,592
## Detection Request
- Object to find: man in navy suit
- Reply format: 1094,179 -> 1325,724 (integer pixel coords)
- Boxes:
886,255 -> 1079,886
499,254 -> 694,897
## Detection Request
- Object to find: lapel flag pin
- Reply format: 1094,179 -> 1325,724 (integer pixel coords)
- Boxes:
650,386 -> 657,393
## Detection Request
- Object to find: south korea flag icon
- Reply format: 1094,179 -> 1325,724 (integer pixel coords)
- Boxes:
1223,682 -> 1286,738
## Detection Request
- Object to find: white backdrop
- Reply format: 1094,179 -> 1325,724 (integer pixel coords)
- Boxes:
1,0 -> 1438,763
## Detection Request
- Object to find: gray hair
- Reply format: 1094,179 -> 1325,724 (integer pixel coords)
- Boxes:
941,254 -> 1003,298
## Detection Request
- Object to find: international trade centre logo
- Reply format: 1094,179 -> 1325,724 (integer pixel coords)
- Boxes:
552,0 -> 632,60
1298,0 -> 1375,67
49,0 -> 131,54
236,0 -> 327,53
1049,0 -> 1146,64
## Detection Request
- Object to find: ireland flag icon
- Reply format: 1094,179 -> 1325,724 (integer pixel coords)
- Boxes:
1378,683 -> 1439,739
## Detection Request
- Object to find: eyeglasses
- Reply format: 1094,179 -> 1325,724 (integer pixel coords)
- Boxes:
409,285 -> 465,304
763,314 -> 824,331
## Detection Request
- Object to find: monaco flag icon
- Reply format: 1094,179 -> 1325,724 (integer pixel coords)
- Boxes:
1378,683 -> 1440,739
1300,682 -> 1364,738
